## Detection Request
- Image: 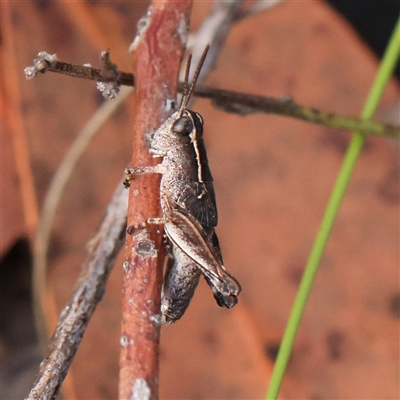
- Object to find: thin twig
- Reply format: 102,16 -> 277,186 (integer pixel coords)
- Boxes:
26,183 -> 128,400
25,53 -> 400,138
33,86 -> 133,352
25,53 -> 134,86
191,84 -> 400,138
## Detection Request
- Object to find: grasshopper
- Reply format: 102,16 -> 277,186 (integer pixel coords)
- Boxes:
124,46 -> 241,323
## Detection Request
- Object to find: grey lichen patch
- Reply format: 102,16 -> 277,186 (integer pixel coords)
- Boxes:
131,378 -> 151,400
165,98 -> 176,112
133,229 -> 149,240
96,81 -> 120,100
149,314 -> 161,327
133,240 -> 157,258
120,335 -> 129,348
129,9 -> 151,53
177,15 -> 189,46
123,262 -> 130,273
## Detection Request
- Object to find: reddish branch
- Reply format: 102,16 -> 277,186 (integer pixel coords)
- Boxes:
119,1 -> 192,399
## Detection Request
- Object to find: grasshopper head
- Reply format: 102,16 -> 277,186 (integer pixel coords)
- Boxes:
150,45 -> 209,156
150,109 -> 204,154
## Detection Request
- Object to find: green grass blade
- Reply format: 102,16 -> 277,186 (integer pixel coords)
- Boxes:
266,16 -> 400,400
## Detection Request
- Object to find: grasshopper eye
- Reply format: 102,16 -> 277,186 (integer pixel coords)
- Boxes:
172,117 -> 193,135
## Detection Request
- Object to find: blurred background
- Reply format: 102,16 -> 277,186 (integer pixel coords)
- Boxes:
1,1 -> 399,399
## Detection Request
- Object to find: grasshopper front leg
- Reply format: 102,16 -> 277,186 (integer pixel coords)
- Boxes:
123,164 -> 167,188
124,164 -> 168,232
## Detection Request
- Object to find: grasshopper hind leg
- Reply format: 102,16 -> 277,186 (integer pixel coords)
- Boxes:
204,231 -> 241,308
203,273 -> 240,308
161,245 -> 202,324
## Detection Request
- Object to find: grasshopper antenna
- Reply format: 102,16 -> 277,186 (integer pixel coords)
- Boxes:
177,54 -> 192,117
178,44 -> 210,116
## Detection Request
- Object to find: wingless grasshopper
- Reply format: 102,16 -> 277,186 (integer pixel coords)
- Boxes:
124,46 -> 241,324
